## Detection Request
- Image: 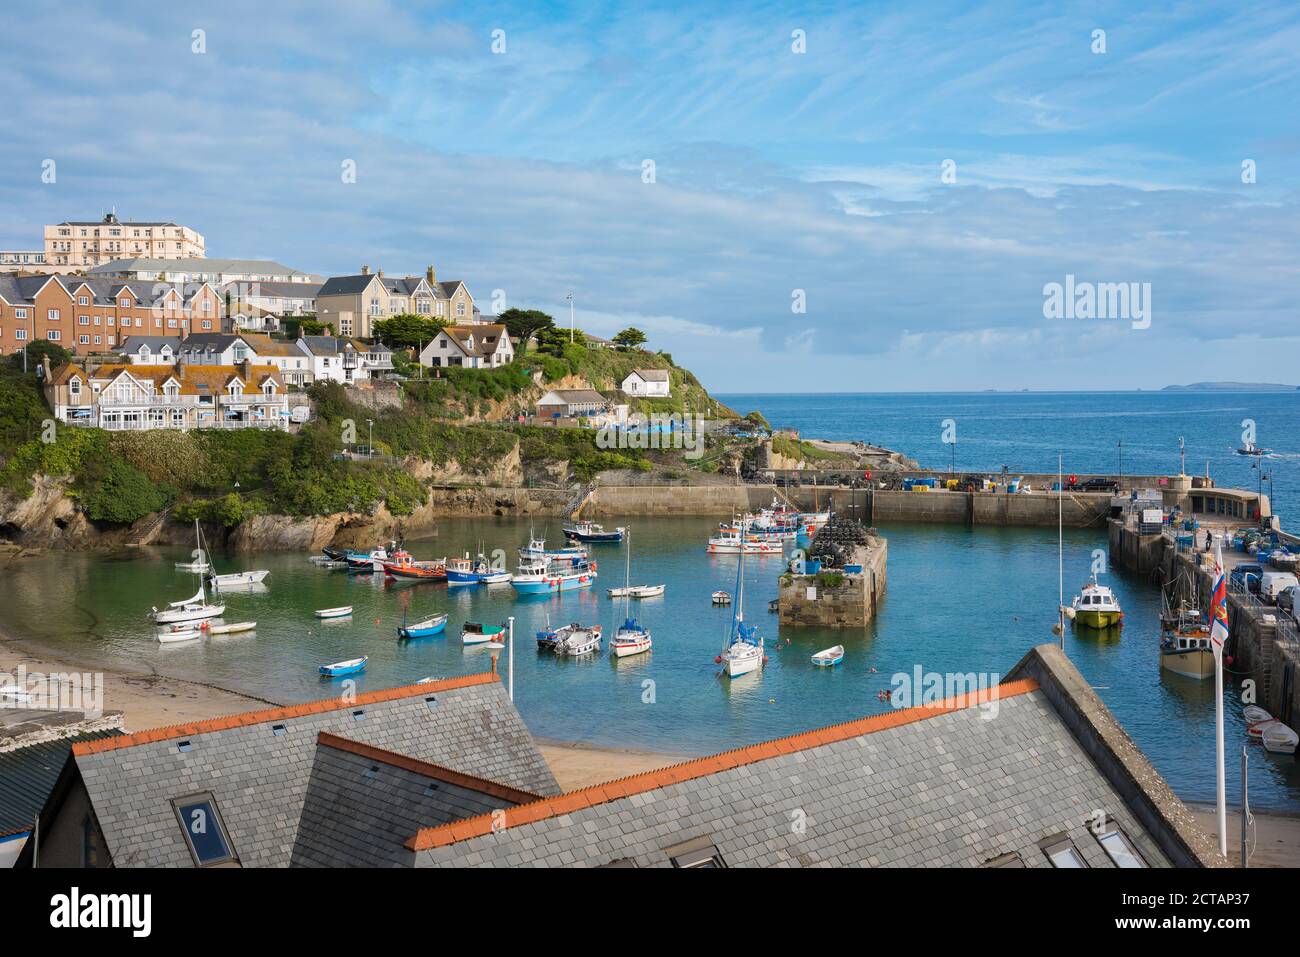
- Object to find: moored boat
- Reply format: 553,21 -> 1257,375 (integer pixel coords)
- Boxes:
715,538 -> 765,678
381,550 -> 447,581
157,628 -> 203,643
461,621 -> 506,645
562,521 -> 625,544
315,605 -> 353,619
151,582 -> 225,625
712,590 -> 731,605
398,613 -> 448,639
607,584 -> 666,598
205,621 -> 257,635
1262,723 -> 1299,754
1159,600 -> 1214,679
1071,576 -> 1123,628
811,645 -> 845,667
610,618 -> 651,658
706,528 -> 784,555
319,656 -> 367,677
210,569 -> 270,590
510,553 -> 597,595
553,624 -> 602,656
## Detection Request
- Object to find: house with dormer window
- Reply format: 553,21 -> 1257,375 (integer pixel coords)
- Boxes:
418,323 -> 514,369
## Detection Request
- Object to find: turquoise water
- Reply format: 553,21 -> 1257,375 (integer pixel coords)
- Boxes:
4,514 -> 1298,809
719,391 -> 1299,520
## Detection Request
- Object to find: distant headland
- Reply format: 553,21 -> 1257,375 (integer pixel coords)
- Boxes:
1162,381 -> 1298,392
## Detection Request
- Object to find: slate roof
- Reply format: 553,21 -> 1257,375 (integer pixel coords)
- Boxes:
628,368 -> 670,383
0,729 -> 122,838
290,733 -> 537,868
54,673 -> 558,867
413,646 -> 1223,868
298,335 -> 382,356
225,281 -> 322,299
539,389 -> 606,405
117,335 -> 182,355
0,274 -> 215,307
87,258 -> 314,280
317,274 -> 466,301
441,324 -> 509,359
317,274 -> 380,297
61,362 -> 282,395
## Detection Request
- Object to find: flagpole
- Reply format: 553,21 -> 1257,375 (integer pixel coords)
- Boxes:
1211,540 -> 1229,856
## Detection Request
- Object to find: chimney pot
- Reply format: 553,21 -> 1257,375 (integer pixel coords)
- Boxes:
361,265 -> 370,275
426,264 -> 435,284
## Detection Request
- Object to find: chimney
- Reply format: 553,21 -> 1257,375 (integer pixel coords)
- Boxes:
241,359 -> 252,380
426,263 -> 435,284
41,356 -> 52,380
377,268 -> 384,279
361,265 -> 370,275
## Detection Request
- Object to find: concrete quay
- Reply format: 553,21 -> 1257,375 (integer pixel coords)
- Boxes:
777,535 -> 888,629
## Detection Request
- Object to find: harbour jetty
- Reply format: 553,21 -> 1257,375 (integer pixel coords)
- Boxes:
777,518 -> 887,628
1111,486 -> 1297,738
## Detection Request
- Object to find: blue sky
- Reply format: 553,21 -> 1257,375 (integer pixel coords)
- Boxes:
1,1 -> 1297,391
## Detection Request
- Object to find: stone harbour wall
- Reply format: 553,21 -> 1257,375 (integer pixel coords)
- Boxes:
777,538 -> 888,629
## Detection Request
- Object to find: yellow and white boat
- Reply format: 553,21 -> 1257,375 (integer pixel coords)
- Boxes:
1071,576 -> 1123,629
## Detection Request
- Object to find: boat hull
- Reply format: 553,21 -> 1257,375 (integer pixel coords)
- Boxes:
612,636 -> 652,657
511,572 -> 595,594
211,570 -> 269,588
152,604 -> 225,625
723,645 -> 763,677
1160,649 -> 1214,679
399,616 -> 448,639
1074,609 -> 1121,628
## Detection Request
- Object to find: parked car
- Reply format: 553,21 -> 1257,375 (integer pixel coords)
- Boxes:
1230,563 -> 1265,594
1260,572 -> 1300,605
1072,477 -> 1120,493
1277,585 -> 1298,615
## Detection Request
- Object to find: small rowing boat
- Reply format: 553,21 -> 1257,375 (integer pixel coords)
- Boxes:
205,621 -> 256,635
607,584 -> 665,598
315,606 -> 353,619
398,613 -> 448,639
210,570 -> 270,589
712,591 -> 731,605
175,559 -> 210,573
157,628 -> 203,643
319,656 -> 367,677
811,645 -> 845,667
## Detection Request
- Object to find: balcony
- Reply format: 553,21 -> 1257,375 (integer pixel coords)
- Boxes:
97,394 -> 187,407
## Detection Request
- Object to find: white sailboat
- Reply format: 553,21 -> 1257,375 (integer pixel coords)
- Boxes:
716,536 -> 764,678
153,521 -> 226,624
610,528 -> 653,659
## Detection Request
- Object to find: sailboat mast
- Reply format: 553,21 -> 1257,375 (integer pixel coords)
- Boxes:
1057,453 -> 1064,649
624,527 -> 632,618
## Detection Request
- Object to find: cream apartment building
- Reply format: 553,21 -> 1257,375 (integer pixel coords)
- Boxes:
43,213 -> 205,271
315,264 -> 475,338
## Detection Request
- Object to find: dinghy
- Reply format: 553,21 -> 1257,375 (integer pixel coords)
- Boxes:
811,645 -> 845,667
210,569 -> 270,589
315,606 -> 353,619
319,656 -> 367,677
461,621 -> 506,645
712,591 -> 731,605
205,621 -> 256,635
175,559 -> 210,573
1262,723 -> 1299,755
553,624 -> 602,656
398,613 -> 448,639
157,628 -> 203,643
607,584 -> 666,598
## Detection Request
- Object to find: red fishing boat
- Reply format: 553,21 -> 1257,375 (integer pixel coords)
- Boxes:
381,549 -> 447,581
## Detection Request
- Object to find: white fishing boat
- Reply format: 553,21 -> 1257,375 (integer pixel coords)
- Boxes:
157,627 -> 203,643
205,621 -> 257,635
706,528 -> 784,555
315,605 -> 353,619
811,645 -> 845,667
554,624 -> 602,656
1071,575 -> 1123,628
480,571 -> 513,585
715,540 -> 765,678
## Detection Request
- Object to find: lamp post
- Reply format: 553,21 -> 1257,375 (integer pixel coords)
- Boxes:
565,292 -> 574,343
367,419 -> 373,460
1117,440 -> 1123,486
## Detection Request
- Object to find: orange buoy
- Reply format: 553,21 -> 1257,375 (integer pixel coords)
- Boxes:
714,655 -> 722,664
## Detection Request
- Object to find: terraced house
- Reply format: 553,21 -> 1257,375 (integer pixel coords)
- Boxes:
0,273 -> 222,356
43,357 -> 288,431
315,264 -> 474,338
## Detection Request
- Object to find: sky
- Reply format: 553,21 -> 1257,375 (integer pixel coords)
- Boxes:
1,0 -> 1297,392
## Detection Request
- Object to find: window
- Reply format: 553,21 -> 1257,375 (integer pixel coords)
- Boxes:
47,330 -> 60,341
78,296 -> 88,306
172,794 -> 238,866
352,709 -> 366,721
665,836 -> 726,869
82,815 -> 103,868
177,740 -> 192,753
119,298 -> 130,308
47,308 -> 60,321
1039,834 -> 1088,868
272,724 -> 287,736
1094,820 -> 1147,868
16,329 -> 29,340
14,308 -> 26,319
69,378 -> 81,397
456,302 -> 466,316
79,315 -> 89,325
982,851 -> 1024,867
79,335 -> 89,345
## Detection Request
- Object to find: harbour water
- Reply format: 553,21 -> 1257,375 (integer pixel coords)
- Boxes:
719,391 -> 1299,519
4,513 -> 1298,809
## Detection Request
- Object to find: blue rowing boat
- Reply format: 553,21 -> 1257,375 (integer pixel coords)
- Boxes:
319,656 -> 368,677
398,613 -> 448,639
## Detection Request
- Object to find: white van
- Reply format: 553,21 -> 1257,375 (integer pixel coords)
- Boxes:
1259,571 -> 1300,604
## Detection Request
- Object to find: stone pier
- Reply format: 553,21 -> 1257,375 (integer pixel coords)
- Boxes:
777,535 -> 887,629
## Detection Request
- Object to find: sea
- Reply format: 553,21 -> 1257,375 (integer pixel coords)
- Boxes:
1,391 -> 1297,809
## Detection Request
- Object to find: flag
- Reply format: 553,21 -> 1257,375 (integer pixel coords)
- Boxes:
1210,542 -> 1229,656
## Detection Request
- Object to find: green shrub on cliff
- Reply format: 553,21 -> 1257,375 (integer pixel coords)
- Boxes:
77,458 -> 169,525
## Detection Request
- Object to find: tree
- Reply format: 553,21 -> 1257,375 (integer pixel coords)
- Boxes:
612,327 -> 647,349
372,313 -> 448,350
535,325 -> 584,357
12,338 -> 71,373
498,309 -> 556,350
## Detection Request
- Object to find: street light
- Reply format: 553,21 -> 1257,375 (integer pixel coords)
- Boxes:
1117,440 -> 1123,486
565,292 -> 574,343
366,419 -> 373,460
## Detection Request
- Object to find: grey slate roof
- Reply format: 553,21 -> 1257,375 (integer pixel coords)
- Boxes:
317,274 -> 378,297
0,729 -> 122,837
87,258 -> 314,280
290,735 -> 528,868
117,335 -> 182,355
67,674 -> 558,867
0,274 -> 214,308
629,368 -> 670,382
227,281 -> 322,299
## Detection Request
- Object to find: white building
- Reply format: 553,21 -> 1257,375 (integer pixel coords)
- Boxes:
117,336 -> 183,365
621,368 -> 671,397
419,324 -> 514,369
298,336 -> 393,384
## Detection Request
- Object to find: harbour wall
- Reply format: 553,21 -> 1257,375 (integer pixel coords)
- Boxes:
778,487 -> 1114,528
1110,521 -> 1300,737
778,538 -> 888,629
